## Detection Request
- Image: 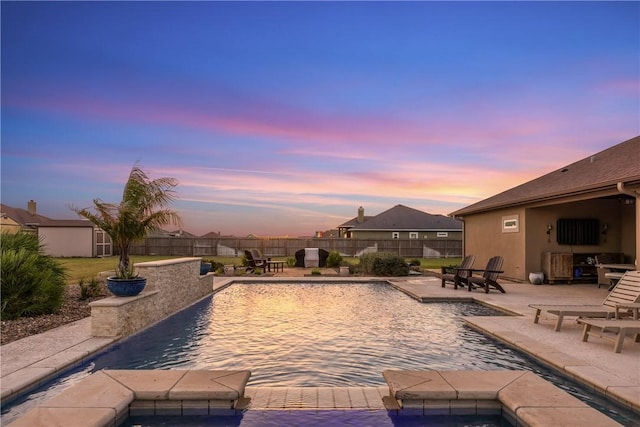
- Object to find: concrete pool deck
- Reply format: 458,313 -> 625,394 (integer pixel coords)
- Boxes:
1,270 -> 639,424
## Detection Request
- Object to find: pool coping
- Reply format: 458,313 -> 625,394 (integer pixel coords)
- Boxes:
6,369 -> 623,427
382,369 -> 623,426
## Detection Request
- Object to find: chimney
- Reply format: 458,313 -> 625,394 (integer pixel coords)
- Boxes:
357,206 -> 364,224
27,200 -> 37,215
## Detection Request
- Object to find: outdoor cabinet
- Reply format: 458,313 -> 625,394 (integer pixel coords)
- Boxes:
541,252 -> 573,284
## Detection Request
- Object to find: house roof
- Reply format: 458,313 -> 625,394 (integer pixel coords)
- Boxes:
146,229 -> 198,238
200,231 -> 221,238
451,135 -> 640,217
351,204 -> 462,231
338,215 -> 375,228
0,203 -> 51,227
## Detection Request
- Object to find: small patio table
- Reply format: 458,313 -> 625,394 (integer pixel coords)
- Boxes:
267,261 -> 285,273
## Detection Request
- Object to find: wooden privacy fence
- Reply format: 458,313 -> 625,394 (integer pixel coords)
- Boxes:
130,237 -> 462,259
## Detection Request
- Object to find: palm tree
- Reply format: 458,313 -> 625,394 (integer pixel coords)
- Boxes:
72,164 -> 181,278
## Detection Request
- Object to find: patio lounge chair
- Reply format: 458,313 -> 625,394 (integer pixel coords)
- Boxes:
577,318 -> 640,353
459,256 -> 505,293
441,255 -> 476,289
529,270 -> 640,332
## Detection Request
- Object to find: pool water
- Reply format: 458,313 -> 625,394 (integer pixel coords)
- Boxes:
127,411 -> 514,427
89,283 -> 523,386
2,282 -> 638,425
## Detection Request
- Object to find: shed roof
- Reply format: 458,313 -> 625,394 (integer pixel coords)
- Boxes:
352,204 -> 462,231
38,219 -> 95,228
451,135 -> 640,217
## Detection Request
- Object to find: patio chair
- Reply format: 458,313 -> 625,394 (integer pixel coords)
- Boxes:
529,270 -> 640,331
250,249 -> 268,264
441,255 -> 476,289
244,249 -> 267,271
461,256 -> 505,293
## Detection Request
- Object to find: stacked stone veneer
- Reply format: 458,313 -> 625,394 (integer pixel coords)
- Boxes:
90,257 -> 214,338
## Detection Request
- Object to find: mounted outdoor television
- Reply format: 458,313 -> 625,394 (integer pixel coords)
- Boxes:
556,218 -> 599,245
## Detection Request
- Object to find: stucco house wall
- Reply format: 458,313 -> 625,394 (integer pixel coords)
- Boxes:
462,208 -> 526,280
452,136 -> 639,283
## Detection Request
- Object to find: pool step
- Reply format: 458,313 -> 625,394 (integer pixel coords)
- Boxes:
244,386 -> 388,409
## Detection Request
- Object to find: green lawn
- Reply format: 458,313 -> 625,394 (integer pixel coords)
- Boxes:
56,255 -> 461,284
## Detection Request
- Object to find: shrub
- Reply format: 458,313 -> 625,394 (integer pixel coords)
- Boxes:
359,253 -> 378,274
359,252 -> 409,276
408,259 -> 422,267
325,251 -> 343,268
1,232 -> 68,320
79,277 -> 104,300
311,269 -> 321,276
286,257 -> 296,267
202,259 -> 225,272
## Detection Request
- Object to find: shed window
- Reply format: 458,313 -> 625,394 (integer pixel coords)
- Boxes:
409,232 -> 418,239
392,232 -> 399,239
436,232 -> 448,238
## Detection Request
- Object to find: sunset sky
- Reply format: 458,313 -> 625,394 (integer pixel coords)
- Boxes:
2,1 -> 638,237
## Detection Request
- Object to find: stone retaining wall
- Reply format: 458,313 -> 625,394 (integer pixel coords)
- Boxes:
90,257 -> 214,338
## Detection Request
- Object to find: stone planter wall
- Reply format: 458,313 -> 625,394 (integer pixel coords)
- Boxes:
90,257 -> 214,338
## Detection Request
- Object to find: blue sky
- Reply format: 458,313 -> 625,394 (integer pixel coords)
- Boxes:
2,1 -> 638,236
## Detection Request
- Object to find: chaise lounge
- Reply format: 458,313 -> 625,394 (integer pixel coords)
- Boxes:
529,270 -> 640,331
577,318 -> 640,353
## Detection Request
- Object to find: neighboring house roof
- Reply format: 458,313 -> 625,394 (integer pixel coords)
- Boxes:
339,215 -> 375,228
146,229 -> 198,238
200,231 -> 221,238
320,229 -> 340,238
0,203 -> 51,227
451,135 -> 640,217
351,204 -> 462,231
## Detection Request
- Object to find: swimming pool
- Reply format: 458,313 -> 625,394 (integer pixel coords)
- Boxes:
2,282 -> 638,425
88,282 -> 525,386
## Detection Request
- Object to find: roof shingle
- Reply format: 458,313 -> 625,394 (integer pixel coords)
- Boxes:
451,135 -> 640,216
353,204 -> 462,230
